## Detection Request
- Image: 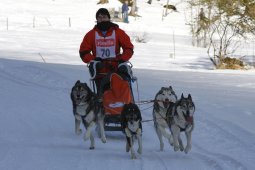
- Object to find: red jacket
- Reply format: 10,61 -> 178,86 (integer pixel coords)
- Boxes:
79,23 -> 134,64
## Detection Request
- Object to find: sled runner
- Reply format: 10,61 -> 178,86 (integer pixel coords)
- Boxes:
89,60 -> 137,131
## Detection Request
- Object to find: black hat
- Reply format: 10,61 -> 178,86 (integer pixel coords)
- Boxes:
96,8 -> 111,19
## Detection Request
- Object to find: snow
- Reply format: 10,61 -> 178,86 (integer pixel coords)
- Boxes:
1,0 -> 255,170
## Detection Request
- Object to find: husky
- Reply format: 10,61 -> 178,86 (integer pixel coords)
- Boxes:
70,80 -> 106,149
121,103 -> 142,159
166,94 -> 195,154
153,86 -> 177,151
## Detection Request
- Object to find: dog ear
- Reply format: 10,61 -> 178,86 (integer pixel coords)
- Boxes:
133,103 -> 141,118
158,88 -> 164,95
81,82 -> 87,87
188,94 -> 192,100
181,93 -> 184,99
169,86 -> 172,90
75,80 -> 80,85
83,83 -> 93,94
83,83 -> 89,89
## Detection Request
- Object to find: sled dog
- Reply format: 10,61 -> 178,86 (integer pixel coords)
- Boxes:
121,103 -> 142,159
70,80 -> 106,149
166,94 -> 195,154
153,86 -> 177,151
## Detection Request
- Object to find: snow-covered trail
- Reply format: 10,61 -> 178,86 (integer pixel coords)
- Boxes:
0,58 -> 255,170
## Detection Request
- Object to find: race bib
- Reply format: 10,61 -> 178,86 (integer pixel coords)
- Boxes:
95,31 -> 116,59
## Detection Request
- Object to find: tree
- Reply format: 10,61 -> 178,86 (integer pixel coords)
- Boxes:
130,0 -> 137,16
147,0 -> 161,5
207,17 -> 241,67
187,0 -> 255,68
185,0 -> 211,47
97,0 -> 109,4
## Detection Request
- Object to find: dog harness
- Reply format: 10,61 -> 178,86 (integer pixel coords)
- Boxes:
125,127 -> 142,137
77,91 -> 100,126
167,103 -> 194,131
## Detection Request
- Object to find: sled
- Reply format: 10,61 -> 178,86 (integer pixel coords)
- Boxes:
89,61 -> 137,132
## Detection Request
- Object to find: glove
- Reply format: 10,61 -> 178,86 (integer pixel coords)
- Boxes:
118,60 -> 125,64
94,57 -> 102,61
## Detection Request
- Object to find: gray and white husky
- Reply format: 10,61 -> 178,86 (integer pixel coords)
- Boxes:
166,94 -> 195,154
70,80 -> 106,149
153,86 -> 177,151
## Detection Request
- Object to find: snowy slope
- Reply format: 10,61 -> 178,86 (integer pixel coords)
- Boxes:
1,0 -> 255,170
1,58 -> 255,170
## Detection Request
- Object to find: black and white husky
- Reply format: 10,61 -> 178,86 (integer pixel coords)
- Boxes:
121,103 -> 142,159
153,86 -> 177,151
166,94 -> 195,154
70,80 -> 106,149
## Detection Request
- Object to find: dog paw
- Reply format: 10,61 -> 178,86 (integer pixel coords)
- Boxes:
184,146 -> 191,154
174,146 -> 179,152
75,129 -> 82,135
89,146 -> 95,150
179,144 -> 184,151
137,148 -> 142,154
131,154 -> 137,159
101,137 -> 107,143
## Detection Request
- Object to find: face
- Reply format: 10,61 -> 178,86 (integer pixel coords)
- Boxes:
126,107 -> 140,132
156,87 -> 177,108
72,83 -> 89,105
97,14 -> 110,23
124,104 -> 141,123
177,96 -> 195,117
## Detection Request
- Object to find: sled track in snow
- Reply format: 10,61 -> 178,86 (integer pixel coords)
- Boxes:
137,108 -> 251,170
1,60 -> 254,169
192,115 -> 250,170
193,148 -> 247,170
